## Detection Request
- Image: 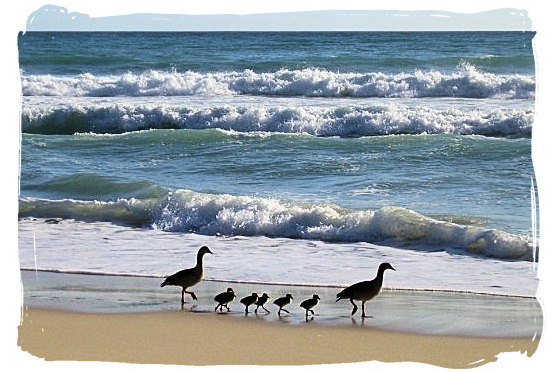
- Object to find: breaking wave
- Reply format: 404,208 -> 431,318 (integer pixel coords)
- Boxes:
21,66 -> 535,99
19,190 -> 535,261
21,102 -> 533,137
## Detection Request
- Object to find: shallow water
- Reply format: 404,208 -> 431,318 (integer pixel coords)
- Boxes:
20,270 -> 542,338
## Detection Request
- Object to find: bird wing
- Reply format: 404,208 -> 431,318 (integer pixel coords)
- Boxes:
336,281 -> 368,299
215,292 -> 233,303
164,267 -> 201,287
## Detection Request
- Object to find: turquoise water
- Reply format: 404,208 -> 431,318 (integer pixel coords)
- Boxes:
20,125 -> 533,236
17,32 -> 538,295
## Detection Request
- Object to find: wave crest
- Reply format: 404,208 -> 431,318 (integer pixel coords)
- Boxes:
19,190 -> 535,261
21,102 -> 533,137
21,66 -> 535,99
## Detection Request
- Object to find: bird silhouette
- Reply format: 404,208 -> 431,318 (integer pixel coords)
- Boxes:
254,293 -> 270,314
240,292 -> 259,314
214,287 -> 236,313
300,294 -> 320,319
160,246 -> 213,308
273,293 -> 293,316
336,262 -> 395,318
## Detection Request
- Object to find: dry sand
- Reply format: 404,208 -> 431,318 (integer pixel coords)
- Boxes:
18,306 -> 539,368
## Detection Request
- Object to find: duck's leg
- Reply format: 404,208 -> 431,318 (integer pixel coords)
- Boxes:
262,305 -> 270,313
181,288 -> 186,308
281,308 -> 290,314
350,299 -> 358,315
215,303 -> 220,312
186,291 -> 198,300
361,301 -> 366,318
254,305 -> 259,313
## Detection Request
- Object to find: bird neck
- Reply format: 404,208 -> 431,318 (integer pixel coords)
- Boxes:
195,253 -> 205,269
376,267 -> 387,280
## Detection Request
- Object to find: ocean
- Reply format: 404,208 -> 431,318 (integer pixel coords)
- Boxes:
17,31 -> 538,297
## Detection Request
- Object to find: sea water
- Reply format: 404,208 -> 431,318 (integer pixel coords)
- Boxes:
18,32 -> 538,297
20,270 -> 543,337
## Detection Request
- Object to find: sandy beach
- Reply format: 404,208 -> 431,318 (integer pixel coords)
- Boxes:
16,270 -> 542,368
18,306 -> 539,368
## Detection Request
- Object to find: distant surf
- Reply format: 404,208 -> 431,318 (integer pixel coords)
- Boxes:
21,66 -> 535,99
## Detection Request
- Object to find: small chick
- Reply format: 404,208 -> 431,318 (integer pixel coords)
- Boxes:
273,293 -> 293,316
214,287 -> 236,313
300,294 -> 321,318
240,292 -> 259,314
254,293 -> 270,314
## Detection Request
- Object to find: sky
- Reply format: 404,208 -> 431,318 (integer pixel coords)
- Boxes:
24,5 -> 531,31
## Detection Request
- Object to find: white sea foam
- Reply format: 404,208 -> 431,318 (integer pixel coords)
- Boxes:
18,190 -> 535,261
21,101 -> 533,137
17,219 -> 540,297
21,66 -> 535,99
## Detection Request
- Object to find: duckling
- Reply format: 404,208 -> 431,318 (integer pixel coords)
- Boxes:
300,294 -> 320,318
273,293 -> 293,316
214,287 -> 236,313
240,292 -> 259,314
160,246 -> 213,308
336,262 -> 395,318
254,293 -> 270,314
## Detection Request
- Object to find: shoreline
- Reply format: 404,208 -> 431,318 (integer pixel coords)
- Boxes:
19,268 -> 538,299
19,269 -> 543,338
18,218 -> 539,298
18,306 -> 539,367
